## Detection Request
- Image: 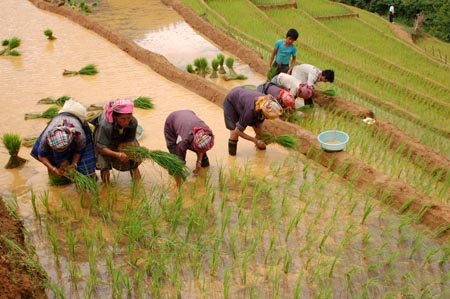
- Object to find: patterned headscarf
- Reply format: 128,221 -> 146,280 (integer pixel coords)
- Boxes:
278,89 -> 295,108
104,99 -> 134,123
47,123 -> 75,151
256,95 -> 282,120
192,127 -> 214,153
297,83 -> 313,99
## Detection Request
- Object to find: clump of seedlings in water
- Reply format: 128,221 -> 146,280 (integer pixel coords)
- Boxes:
63,64 -> 98,76
192,57 -> 209,78
260,131 -> 298,149
133,96 -> 154,110
123,145 -> 189,180
65,0 -> 97,13
210,58 -> 219,78
43,29 -> 56,40
186,64 -> 194,74
25,106 -> 60,120
0,37 -> 21,56
217,53 -> 226,74
37,95 -> 71,106
1,133 -> 27,169
224,57 -> 247,81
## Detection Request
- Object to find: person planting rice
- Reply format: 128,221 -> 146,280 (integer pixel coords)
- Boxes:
30,99 -> 96,181
224,86 -> 282,156
164,110 -> 215,187
90,98 -> 142,184
271,72 -> 313,107
256,82 -> 296,110
291,63 -> 334,105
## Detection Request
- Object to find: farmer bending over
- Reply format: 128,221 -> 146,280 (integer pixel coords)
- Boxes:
164,110 -> 214,187
224,86 -> 282,156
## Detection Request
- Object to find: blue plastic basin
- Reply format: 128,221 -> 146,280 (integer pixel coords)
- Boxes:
317,130 -> 349,152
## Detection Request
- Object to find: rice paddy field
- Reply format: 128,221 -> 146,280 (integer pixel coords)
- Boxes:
1,0 -> 449,298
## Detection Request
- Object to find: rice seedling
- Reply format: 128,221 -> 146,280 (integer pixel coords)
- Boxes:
210,58 -> 219,78
133,96 -> 154,109
1,133 -> 27,169
216,53 -> 226,74
43,28 -> 56,40
186,63 -> 194,73
319,89 -> 336,96
224,57 -> 247,80
45,220 -> 60,265
123,145 -> 189,180
21,136 -> 37,148
37,95 -> 71,106
24,106 -> 60,120
65,0 -> 97,13
62,64 -> 98,76
61,167 -> 98,193
260,131 -> 298,149
0,37 -> 21,56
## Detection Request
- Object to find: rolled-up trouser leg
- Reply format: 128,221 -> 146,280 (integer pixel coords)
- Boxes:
304,97 -> 314,106
228,139 -> 238,156
201,153 -> 210,167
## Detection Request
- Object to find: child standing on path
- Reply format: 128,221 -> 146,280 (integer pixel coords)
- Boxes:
268,28 -> 299,78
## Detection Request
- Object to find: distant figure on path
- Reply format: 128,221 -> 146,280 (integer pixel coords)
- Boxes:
389,4 -> 395,23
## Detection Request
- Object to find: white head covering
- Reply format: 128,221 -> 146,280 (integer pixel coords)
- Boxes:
59,99 -> 87,120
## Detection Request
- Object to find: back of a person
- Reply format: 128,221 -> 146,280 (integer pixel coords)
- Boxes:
291,64 -> 321,84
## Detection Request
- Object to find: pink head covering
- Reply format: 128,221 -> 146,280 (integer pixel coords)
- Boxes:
193,127 -> 214,153
104,99 -> 134,123
297,83 -> 313,100
47,124 -> 75,151
278,89 -> 295,108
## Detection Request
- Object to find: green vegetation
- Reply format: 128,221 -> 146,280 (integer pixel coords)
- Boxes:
133,96 -> 154,110
24,106 -> 60,120
0,37 -> 21,56
63,64 -> 98,76
1,133 -> 27,169
37,95 -> 71,106
43,29 -> 56,40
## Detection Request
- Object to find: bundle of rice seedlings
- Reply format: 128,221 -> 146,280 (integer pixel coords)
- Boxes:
261,132 -> 298,149
49,173 -> 72,186
224,57 -> 247,81
25,106 -> 59,120
266,66 -> 277,81
123,145 -> 189,180
63,64 -> 98,76
0,37 -> 21,56
37,95 -> 71,106
134,96 -> 154,109
319,89 -> 336,96
64,167 -> 98,193
186,64 -> 194,73
43,29 -> 56,40
22,136 -> 38,148
210,58 -> 219,78
1,133 -> 27,169
216,53 -> 226,74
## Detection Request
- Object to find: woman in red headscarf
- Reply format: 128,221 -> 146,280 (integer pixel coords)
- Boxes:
90,98 -> 141,184
164,110 -> 214,187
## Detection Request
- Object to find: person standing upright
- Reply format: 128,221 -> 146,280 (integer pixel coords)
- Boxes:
268,28 -> 299,77
389,4 -> 395,23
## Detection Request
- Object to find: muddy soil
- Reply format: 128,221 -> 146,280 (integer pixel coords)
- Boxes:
1,0 -> 449,296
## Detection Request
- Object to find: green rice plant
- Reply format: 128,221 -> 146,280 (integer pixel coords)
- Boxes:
186,63 -> 194,73
216,53 -> 226,74
65,0 -> 97,13
319,89 -> 336,96
1,133 -> 27,169
133,96 -> 154,109
45,221 -> 60,265
210,58 -> 219,78
37,95 -> 71,106
63,167 -> 98,193
0,37 -> 21,56
43,28 -> 56,40
123,145 -> 189,180
261,131 -> 298,148
39,191 -> 51,214
24,106 -> 60,120
63,64 -> 98,76
224,57 -> 247,80
21,136 -> 37,148
29,189 -> 41,222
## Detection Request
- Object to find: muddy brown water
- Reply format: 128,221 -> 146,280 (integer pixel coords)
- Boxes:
1,1 -> 448,298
